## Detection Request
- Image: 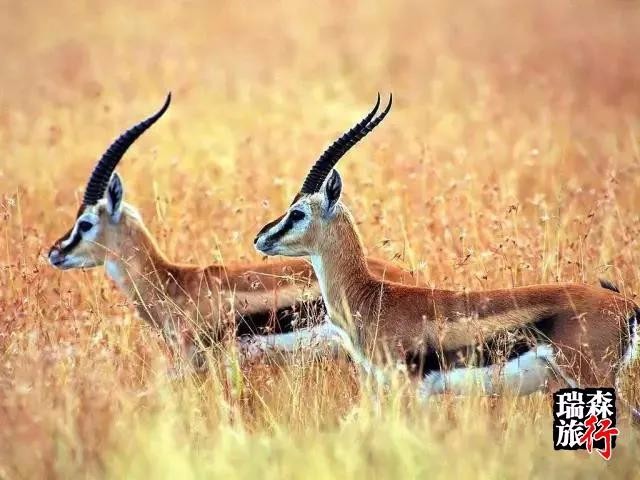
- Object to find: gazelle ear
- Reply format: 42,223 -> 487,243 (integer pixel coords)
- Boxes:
106,172 -> 124,222
321,169 -> 342,216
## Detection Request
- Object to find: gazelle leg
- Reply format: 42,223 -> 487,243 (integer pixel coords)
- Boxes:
160,321 -> 201,379
541,354 -> 577,389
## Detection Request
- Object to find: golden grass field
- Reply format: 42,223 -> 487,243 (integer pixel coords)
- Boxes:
3,0 -> 640,477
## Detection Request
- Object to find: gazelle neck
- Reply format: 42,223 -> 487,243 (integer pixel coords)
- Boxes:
310,205 -> 378,328
103,207 -> 172,311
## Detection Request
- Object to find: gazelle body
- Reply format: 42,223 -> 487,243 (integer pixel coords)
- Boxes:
254,94 -> 640,414
48,94 -> 411,371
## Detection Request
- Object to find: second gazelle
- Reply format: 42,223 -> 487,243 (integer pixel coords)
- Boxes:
254,94 -> 639,412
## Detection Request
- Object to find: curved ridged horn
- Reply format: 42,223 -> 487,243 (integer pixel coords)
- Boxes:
300,93 -> 392,194
81,93 -> 172,207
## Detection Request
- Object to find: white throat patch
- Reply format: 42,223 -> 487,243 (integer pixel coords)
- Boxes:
310,255 -> 329,304
105,260 -> 129,292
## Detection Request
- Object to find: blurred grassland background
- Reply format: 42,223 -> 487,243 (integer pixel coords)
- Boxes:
2,0 -> 640,478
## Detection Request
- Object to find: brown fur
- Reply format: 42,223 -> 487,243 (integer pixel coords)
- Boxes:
267,198 -> 637,388
50,202 -> 413,367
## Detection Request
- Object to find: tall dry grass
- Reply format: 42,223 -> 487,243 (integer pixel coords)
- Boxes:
2,0 -> 640,477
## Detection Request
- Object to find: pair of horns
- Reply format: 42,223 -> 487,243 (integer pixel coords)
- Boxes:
81,91 -> 390,207
300,93 -> 392,194
81,93 -> 172,208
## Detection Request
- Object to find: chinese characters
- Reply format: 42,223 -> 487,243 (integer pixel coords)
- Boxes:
553,388 -> 618,460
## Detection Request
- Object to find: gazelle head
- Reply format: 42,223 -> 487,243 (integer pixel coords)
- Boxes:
48,94 -> 171,270
254,94 -> 392,257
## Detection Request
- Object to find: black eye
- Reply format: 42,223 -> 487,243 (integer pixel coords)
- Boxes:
78,220 -> 93,233
290,210 -> 305,222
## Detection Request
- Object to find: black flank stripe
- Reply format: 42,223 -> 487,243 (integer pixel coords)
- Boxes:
406,315 -> 557,377
235,298 -> 326,337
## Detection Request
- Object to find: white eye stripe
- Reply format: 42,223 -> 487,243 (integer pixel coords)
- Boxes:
60,213 -> 100,248
60,224 -> 79,249
270,208 -> 312,240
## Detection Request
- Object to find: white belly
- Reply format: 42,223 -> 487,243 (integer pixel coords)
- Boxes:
419,344 -> 557,398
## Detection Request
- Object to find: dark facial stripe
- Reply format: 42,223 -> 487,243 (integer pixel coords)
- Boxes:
60,230 -> 82,253
265,212 -> 296,244
254,213 -> 284,244
254,193 -> 305,244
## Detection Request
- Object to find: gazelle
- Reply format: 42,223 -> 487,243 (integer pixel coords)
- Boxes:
254,94 -> 640,416
47,93 -> 412,372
